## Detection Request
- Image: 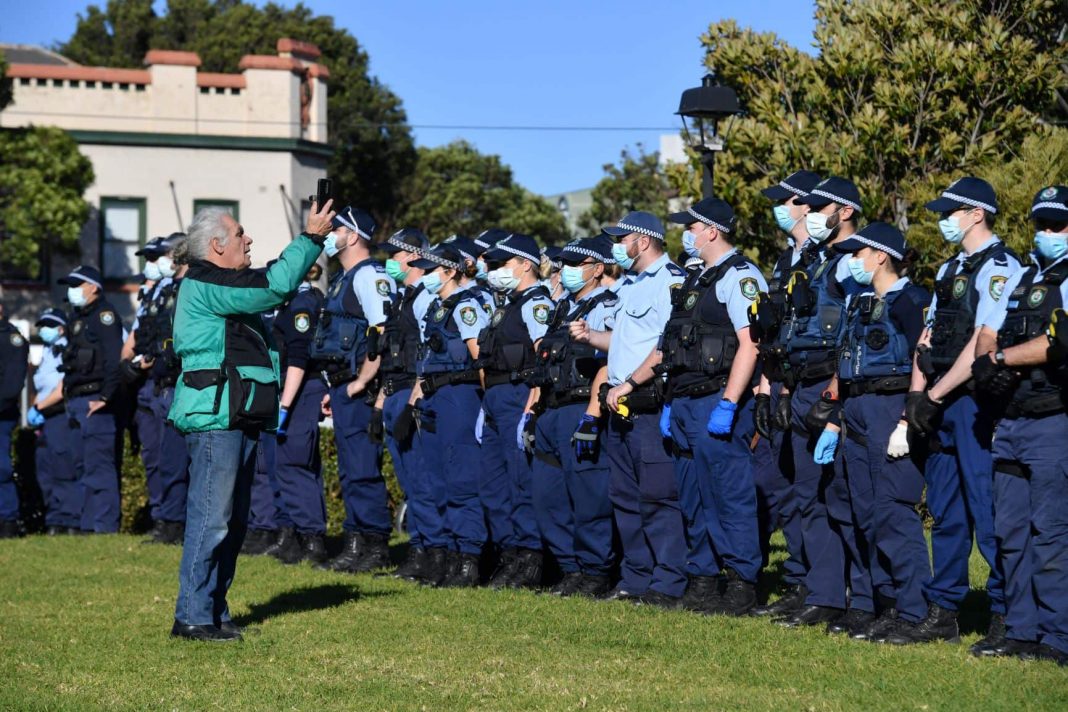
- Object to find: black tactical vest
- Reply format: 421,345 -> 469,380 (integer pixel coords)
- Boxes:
532,290 -> 616,395
477,285 -> 551,376
380,283 -> 425,376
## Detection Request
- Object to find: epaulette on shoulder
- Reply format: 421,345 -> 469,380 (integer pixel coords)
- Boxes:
666,263 -> 686,276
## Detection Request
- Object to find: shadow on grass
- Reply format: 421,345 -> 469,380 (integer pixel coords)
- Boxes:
234,584 -> 398,626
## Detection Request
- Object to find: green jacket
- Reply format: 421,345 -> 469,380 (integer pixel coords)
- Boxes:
169,233 -> 323,433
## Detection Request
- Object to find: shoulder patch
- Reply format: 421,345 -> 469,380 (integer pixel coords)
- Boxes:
739,277 -> 759,301
993,256 -> 1008,266
460,306 -> 477,326
294,312 -> 311,333
532,303 -> 550,324
10,333 -> 24,347
666,263 -> 686,276
100,311 -> 116,326
376,279 -> 391,296
989,276 -> 1007,301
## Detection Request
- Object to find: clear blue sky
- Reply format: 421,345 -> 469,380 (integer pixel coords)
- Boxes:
1,0 -> 817,195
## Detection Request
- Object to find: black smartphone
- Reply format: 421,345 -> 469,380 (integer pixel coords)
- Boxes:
312,178 -> 333,208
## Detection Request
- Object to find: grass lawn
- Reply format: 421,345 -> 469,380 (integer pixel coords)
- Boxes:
1,534 -> 1065,711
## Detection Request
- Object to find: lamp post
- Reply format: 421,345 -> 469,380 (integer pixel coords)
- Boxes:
677,72 -> 743,199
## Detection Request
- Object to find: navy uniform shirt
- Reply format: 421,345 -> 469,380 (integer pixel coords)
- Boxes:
272,283 -> 326,372
0,319 -> 28,416
63,298 -> 124,401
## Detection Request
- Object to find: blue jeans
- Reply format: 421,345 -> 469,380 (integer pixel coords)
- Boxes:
175,429 -> 257,626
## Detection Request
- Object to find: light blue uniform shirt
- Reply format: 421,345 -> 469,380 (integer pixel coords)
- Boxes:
982,253 -> 1068,331
34,338 -> 66,397
408,284 -> 436,340
607,253 -> 686,385
353,261 -> 395,326
452,287 -> 491,340
927,235 -> 1021,329
518,286 -> 555,343
707,248 -> 769,331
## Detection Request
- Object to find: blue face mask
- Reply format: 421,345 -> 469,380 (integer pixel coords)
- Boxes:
420,272 -> 444,294
847,256 -> 874,285
612,242 -> 635,271
67,286 -> 87,308
681,231 -> 701,259
773,204 -> 798,234
937,215 -> 972,244
39,326 -> 60,344
1035,231 -> 1068,262
560,265 -> 589,293
476,259 -> 488,281
324,231 -> 342,258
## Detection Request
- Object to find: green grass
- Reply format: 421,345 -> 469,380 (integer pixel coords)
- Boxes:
1,535 -> 1065,711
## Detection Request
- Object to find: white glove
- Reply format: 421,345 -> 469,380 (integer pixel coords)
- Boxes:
887,422 -> 910,459
474,408 -> 485,445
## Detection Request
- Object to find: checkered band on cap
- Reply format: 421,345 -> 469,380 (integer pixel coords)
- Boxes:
494,238 -> 540,264
941,191 -> 997,214
778,180 -> 807,197
1032,201 -> 1068,214
421,251 -> 461,271
687,207 -> 732,234
386,233 -> 419,253
38,311 -> 66,326
614,221 -> 664,241
562,245 -> 613,264
68,269 -> 102,289
848,234 -> 903,261
808,189 -> 862,212
474,230 -> 493,249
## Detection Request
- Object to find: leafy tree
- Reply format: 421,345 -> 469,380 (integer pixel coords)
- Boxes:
668,0 -> 1067,278
59,0 -> 416,227
0,49 -> 12,111
392,141 -> 569,244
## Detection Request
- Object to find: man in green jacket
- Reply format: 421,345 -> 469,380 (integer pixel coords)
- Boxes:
170,200 -> 333,642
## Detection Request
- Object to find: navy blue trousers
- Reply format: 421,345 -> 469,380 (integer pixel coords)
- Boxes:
69,395 -> 120,533
330,384 -> 390,535
533,403 -> 614,575
670,393 -> 761,583
480,382 -> 540,550
0,419 -> 16,523
923,394 -> 1005,614
384,387 -> 434,548
151,386 -> 189,524
752,388 -> 806,585
135,380 -> 163,522
842,392 -> 928,622
248,431 -> 279,531
786,381 -> 849,609
992,413 -> 1068,652
275,379 -> 327,534
605,411 -> 687,597
35,412 -> 80,528
421,384 -> 483,554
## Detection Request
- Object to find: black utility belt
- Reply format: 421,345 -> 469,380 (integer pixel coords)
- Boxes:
65,382 -> 102,398
841,375 -> 911,397
484,369 -> 536,390
783,358 -> 836,388
381,375 -> 416,396
38,402 -> 65,418
546,386 -> 592,409
1004,396 -> 1066,420
422,370 -> 480,395
670,375 -> 728,399
598,382 -> 662,415
320,367 -> 356,389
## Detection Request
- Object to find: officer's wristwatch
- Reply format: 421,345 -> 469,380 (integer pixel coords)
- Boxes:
994,350 -> 1006,365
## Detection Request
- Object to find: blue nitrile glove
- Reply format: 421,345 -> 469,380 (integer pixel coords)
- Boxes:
276,406 -> 291,438
572,414 -> 599,459
707,398 -> 738,436
516,412 -> 531,451
475,408 -> 485,445
27,407 -> 45,428
814,428 -> 839,465
659,404 -> 673,439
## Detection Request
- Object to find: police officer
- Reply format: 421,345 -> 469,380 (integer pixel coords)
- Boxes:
138,234 -> 189,545
315,206 -> 395,573
28,308 -> 78,534
264,263 -> 330,565
244,307 -> 282,554
0,300 -> 28,538
58,265 -> 123,534
376,228 -> 438,581
896,177 -> 1019,645
815,223 -> 930,640
572,210 -> 688,606
655,199 -> 767,615
407,244 -> 488,587
477,233 -> 555,589
968,185 -> 1068,663
525,235 -> 617,597
775,177 -> 866,627
750,170 -> 821,617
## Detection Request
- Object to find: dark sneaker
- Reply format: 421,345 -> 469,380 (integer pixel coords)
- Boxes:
170,620 -> 241,643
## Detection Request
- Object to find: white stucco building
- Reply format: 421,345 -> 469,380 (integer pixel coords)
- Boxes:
0,39 -> 331,321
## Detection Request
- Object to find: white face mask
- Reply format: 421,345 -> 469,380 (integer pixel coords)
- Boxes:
67,286 -> 88,308
805,212 -> 833,242
487,267 -> 520,292
157,255 -> 176,278
143,261 -> 162,281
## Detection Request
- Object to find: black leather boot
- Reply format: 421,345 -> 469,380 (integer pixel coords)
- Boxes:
969,613 -> 1007,656
572,574 -> 612,598
318,531 -> 364,571
393,547 -> 427,581
352,533 -> 391,572
266,527 -> 304,565
141,520 -> 165,545
418,547 -> 449,587
241,528 -> 276,556
777,604 -> 844,628
754,583 -> 807,618
681,574 -> 722,613
826,608 -> 875,636
441,552 -> 481,588
299,533 -> 329,565
550,572 -> 583,596
857,607 -> 898,642
508,548 -> 544,589
158,521 -> 185,546
708,569 -> 757,617
488,547 -> 520,589
884,603 -> 960,645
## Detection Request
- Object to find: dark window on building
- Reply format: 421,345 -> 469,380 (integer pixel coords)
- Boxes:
99,197 -> 146,282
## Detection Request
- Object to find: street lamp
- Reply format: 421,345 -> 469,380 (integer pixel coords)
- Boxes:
677,72 -> 743,198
